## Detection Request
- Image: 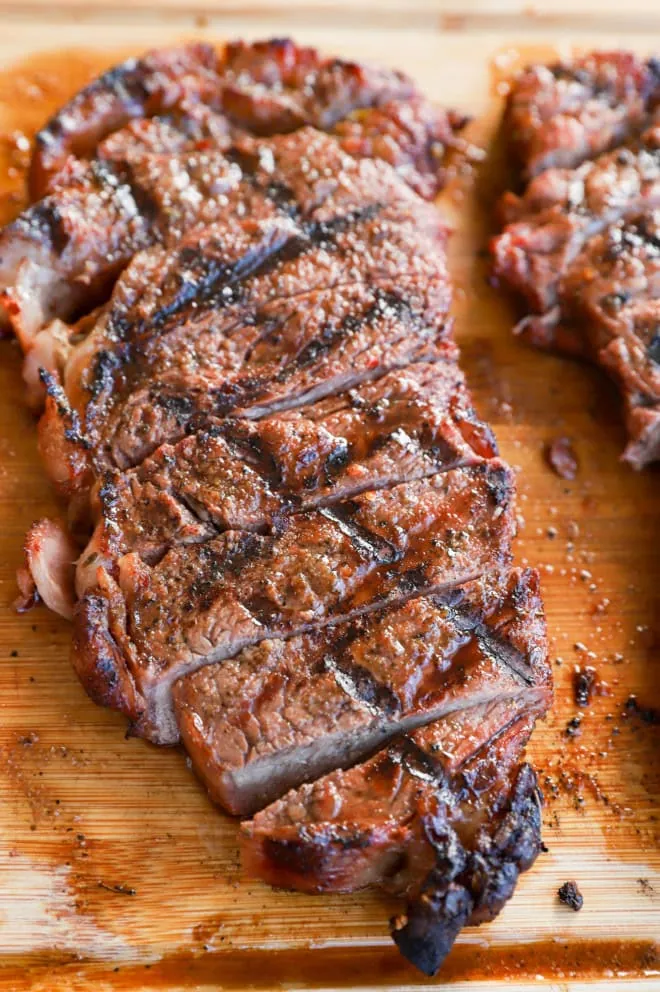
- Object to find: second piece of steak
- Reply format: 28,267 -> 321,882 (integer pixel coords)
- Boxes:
493,51 -> 660,468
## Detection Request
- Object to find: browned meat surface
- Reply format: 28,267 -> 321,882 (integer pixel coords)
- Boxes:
4,39 -> 464,345
493,129 -> 660,315
175,569 -> 548,816
6,41 -> 549,974
73,461 -> 516,745
38,156 -> 451,501
242,579 -> 549,974
333,97 -> 469,200
493,52 -> 660,468
504,51 -> 660,179
76,358 -> 496,593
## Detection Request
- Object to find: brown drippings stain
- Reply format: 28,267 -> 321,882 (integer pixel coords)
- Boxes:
2,939 -> 659,989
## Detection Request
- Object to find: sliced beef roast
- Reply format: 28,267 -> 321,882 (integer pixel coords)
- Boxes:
493,51 -> 660,468
4,40 -> 550,975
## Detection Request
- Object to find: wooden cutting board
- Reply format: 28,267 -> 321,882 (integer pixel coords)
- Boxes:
0,11 -> 658,991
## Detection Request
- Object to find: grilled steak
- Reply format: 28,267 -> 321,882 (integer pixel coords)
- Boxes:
493,51 -> 660,468
4,40 -> 465,346
5,40 -> 550,975
175,568 -> 548,816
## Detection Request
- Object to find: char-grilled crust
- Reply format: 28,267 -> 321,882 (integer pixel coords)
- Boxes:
392,760 -> 543,975
493,50 -> 660,468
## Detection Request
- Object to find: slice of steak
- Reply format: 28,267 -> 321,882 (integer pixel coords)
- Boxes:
30,38 -> 432,198
71,460 -> 516,745
40,191 -> 451,499
599,302 -> 660,467
0,146 -> 247,347
504,51 -> 660,179
494,51 -> 660,469
11,31 -> 463,344
491,128 -> 660,317
242,707 -> 545,975
76,357 -> 495,590
174,568 -> 548,815
6,118 -> 445,347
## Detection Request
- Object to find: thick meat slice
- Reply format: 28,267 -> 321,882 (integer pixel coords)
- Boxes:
3,122 -> 435,343
242,709 -> 545,975
76,359 -> 496,591
29,43 -> 221,198
547,213 -> 660,467
71,461 -> 515,744
492,128 -> 660,317
40,187 -> 450,498
175,569 -> 548,815
30,39 -> 417,198
493,64 -> 660,468
0,148 -> 247,347
504,51 -> 660,179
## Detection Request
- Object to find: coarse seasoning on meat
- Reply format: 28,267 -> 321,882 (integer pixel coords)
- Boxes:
3,39 -> 550,976
492,50 -> 660,469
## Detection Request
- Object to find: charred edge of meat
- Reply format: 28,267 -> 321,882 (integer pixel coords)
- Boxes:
39,368 -> 90,450
28,43 -> 220,199
392,763 -> 543,976
70,588 -> 139,719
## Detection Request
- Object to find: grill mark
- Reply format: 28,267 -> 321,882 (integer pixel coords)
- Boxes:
208,420 -> 284,491
131,203 -> 385,339
20,201 -> 70,256
225,147 -> 300,215
323,653 -> 401,717
398,734 -> 446,784
474,626 -> 535,687
275,290 -> 418,383
208,299 -> 421,418
317,504 -> 402,564
648,330 -> 660,364
39,368 -> 90,449
188,533 -> 266,610
88,349 -> 123,400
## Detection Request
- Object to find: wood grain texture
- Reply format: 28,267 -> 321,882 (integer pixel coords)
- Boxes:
0,19 -> 658,992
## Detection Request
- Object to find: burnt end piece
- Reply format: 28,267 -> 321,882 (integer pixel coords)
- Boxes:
557,880 -> 584,911
393,764 -> 543,975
